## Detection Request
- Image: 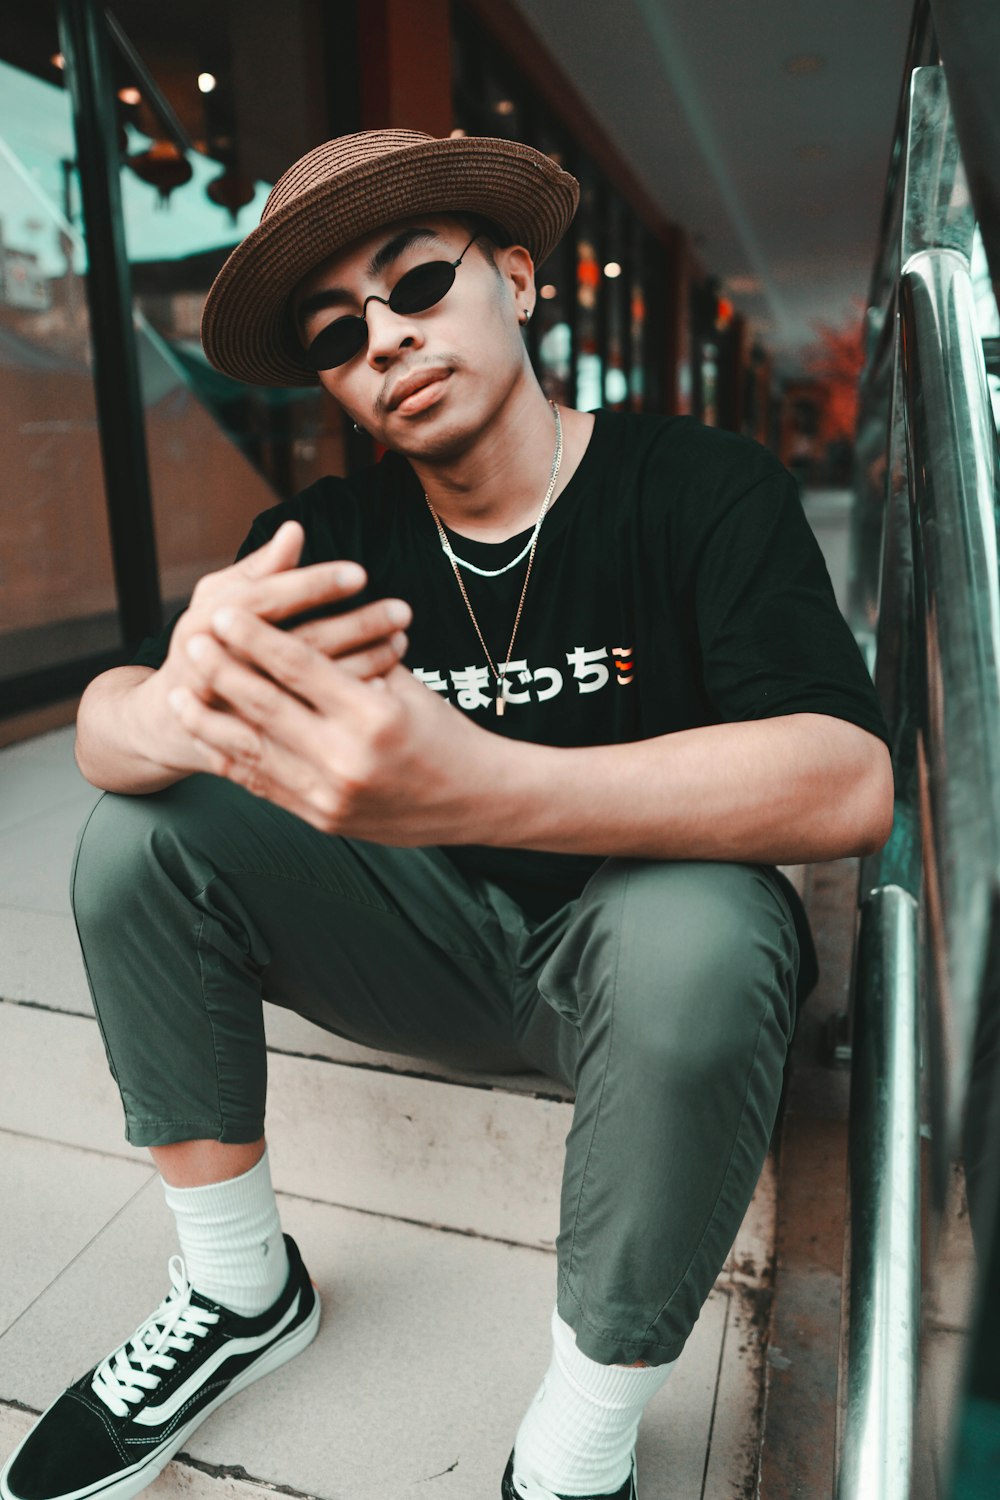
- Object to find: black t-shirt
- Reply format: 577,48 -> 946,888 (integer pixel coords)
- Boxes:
132,411 -> 892,1002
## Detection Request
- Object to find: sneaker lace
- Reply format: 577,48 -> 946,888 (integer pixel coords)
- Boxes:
91,1255 -> 220,1417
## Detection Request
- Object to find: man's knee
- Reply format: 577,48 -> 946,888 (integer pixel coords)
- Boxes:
564,858 -> 798,1074
70,775 -> 250,937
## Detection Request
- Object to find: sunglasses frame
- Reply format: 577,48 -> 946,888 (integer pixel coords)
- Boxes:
300,231 -> 481,371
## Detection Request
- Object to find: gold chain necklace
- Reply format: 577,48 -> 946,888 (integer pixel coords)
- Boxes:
424,401 -> 563,717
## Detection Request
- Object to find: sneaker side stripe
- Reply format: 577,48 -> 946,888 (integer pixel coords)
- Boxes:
131,1291 -> 301,1428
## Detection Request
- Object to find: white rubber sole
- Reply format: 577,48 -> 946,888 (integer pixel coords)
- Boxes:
0,1287 -> 322,1500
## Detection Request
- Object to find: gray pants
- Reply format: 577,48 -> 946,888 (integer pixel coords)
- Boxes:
70,774 -> 799,1366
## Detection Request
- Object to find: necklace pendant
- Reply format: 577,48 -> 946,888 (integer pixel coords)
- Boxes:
496,692 -> 506,717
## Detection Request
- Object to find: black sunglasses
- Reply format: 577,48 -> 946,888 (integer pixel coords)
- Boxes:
299,233 -> 479,371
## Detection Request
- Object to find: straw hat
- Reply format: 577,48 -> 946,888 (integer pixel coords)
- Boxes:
200,129 -> 580,388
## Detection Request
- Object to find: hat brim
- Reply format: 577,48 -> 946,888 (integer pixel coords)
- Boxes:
200,135 -> 580,388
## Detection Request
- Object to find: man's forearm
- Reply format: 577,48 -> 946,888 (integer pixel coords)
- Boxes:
473,712 -> 894,865
75,666 -> 189,795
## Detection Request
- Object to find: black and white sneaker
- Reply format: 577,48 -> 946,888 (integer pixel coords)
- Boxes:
500,1447 -> 638,1499
1,1233 -> 320,1500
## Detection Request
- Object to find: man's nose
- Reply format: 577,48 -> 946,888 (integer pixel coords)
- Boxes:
363,299 -> 423,367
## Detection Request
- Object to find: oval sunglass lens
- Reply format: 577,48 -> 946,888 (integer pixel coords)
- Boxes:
306,317 -> 365,369
390,263 -> 454,314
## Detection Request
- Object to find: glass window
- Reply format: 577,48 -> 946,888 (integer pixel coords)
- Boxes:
533,114 -> 575,405
574,160 -> 602,411
629,214 -> 647,411
0,42 -> 123,684
105,9 -> 347,622
482,69 -> 523,141
603,191 -> 628,409
449,6 -> 667,417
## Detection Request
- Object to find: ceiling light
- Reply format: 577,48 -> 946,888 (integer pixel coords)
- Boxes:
783,54 -> 826,76
604,262 -> 622,279
540,284 -> 558,299
726,274 -> 762,295
50,52 -> 65,69
198,72 -> 217,94
494,99 -> 515,116
118,86 -> 141,106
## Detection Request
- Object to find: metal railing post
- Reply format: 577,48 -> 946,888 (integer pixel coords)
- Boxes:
837,886 -> 921,1500
57,0 -> 162,646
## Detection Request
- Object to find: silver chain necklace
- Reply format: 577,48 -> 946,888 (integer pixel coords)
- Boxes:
427,405 -> 562,577
424,401 -> 563,716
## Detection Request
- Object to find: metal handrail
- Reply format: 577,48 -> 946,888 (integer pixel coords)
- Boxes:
838,886 -> 921,1500
837,44 -> 1000,1500
899,242 -> 1000,1167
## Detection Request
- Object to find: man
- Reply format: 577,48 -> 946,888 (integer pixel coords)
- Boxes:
1,129 -> 893,1500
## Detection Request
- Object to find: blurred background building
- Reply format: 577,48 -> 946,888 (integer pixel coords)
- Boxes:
8,0 -> 980,727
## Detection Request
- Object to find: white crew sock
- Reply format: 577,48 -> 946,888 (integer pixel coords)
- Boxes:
512,1307 -> 677,1497
161,1148 -> 289,1316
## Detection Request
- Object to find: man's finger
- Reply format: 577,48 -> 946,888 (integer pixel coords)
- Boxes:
237,559 -> 369,623
208,607 -> 377,720
235,520 -> 304,579
167,684 -> 344,826
166,685 -> 265,765
293,597 -> 411,655
184,632 -> 321,740
314,634 -> 408,680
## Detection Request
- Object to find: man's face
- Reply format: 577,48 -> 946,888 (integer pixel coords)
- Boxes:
289,213 -> 533,460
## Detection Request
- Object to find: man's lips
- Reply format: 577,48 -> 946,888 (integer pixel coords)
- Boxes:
387,368 -> 451,411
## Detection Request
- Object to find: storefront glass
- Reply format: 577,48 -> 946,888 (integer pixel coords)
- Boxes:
106,5 -> 345,625
451,3 -> 663,418
603,189 -> 629,409
2,1 -> 352,702
629,214 -> 647,410
574,161 -> 603,411
532,113 -> 575,407
0,43 -> 122,685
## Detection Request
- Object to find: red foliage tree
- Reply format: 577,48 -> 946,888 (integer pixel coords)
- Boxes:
800,296 -> 867,447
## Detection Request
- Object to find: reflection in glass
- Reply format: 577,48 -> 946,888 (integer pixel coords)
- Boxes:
575,164 -> 602,411
0,57 -> 122,681
449,5 -> 666,419
111,30 -> 347,625
701,341 -> 718,427
535,234 -> 574,405
603,192 -> 627,409
630,215 -> 646,410
970,225 -> 1000,428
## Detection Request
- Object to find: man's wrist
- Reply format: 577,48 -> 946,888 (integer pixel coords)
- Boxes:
454,728 -> 549,848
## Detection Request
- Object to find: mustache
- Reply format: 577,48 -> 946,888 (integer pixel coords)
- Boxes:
374,354 -> 467,417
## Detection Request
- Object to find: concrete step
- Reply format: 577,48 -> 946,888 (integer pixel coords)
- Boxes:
0,1130 -> 768,1500
0,995 -> 775,1278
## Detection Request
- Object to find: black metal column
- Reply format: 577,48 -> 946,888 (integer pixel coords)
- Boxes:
57,0 -> 162,645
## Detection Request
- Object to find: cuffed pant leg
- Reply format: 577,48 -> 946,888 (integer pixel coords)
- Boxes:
516,858 -> 799,1367
70,775 -> 524,1149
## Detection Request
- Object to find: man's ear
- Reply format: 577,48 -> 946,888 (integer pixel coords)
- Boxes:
497,243 -> 536,309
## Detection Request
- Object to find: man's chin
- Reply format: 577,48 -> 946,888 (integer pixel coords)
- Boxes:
382,411 -> 479,465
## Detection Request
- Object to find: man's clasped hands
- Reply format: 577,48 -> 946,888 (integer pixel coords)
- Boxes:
139,520 -> 499,845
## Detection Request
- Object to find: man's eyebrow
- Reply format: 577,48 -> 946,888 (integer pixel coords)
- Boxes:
367,226 -> 443,279
294,227 -> 446,330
